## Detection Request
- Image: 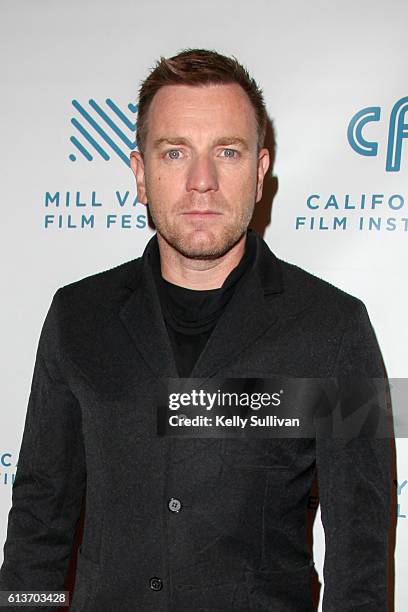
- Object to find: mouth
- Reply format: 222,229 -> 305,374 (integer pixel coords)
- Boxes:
181,211 -> 223,217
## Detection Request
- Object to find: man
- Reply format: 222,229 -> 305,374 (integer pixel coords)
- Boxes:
0,49 -> 391,611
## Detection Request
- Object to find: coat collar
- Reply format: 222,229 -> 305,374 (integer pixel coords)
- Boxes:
119,229 -> 283,379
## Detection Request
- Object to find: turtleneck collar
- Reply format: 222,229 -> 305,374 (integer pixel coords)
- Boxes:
151,230 -> 257,335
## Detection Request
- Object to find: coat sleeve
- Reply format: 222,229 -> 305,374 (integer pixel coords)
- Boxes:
316,299 -> 392,611
0,289 -> 86,603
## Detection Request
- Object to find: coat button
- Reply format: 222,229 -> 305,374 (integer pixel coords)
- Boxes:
149,577 -> 163,591
168,497 -> 182,512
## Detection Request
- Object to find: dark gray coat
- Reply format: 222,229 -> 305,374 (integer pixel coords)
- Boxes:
0,231 -> 391,611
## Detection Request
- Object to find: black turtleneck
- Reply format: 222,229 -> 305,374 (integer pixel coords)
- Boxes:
151,230 -> 256,377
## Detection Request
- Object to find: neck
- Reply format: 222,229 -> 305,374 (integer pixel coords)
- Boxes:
157,233 -> 247,290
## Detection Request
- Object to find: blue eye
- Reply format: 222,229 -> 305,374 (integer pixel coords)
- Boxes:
167,149 -> 181,159
222,148 -> 237,158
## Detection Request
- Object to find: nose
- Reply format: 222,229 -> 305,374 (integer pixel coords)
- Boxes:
186,153 -> 219,193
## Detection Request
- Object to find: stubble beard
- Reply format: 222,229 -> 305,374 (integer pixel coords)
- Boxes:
148,203 -> 255,260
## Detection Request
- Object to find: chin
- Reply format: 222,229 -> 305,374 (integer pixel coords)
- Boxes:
172,230 -> 243,260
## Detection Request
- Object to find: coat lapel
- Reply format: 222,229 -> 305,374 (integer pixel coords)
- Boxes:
119,236 -> 179,379
190,231 -> 284,378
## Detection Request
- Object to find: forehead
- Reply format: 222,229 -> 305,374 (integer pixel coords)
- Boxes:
146,82 -> 257,143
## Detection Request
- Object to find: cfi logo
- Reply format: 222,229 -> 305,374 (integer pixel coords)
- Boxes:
347,96 -> 408,171
69,98 -> 137,167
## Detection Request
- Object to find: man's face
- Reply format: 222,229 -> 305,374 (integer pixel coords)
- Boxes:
130,82 -> 269,259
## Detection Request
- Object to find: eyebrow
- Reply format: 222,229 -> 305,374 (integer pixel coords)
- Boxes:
152,136 -> 250,150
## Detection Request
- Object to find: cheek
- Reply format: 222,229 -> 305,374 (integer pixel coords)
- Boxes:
149,166 -> 181,190
145,172 -> 165,199
145,173 -> 182,212
223,168 -> 257,197
223,161 -> 257,183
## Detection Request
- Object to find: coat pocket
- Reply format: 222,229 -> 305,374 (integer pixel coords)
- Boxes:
245,561 -> 315,612
70,547 -> 100,611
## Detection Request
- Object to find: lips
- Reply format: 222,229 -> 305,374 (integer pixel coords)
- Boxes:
181,211 -> 222,215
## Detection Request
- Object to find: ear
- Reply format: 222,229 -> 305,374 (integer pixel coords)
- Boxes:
130,150 -> 148,205
255,148 -> 270,203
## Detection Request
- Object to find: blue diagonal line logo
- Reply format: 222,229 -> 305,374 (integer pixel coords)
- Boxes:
106,99 -> 137,131
71,117 -> 110,160
69,98 -> 138,167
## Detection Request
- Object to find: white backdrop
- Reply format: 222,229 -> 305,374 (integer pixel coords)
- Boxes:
1,0 -> 407,608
